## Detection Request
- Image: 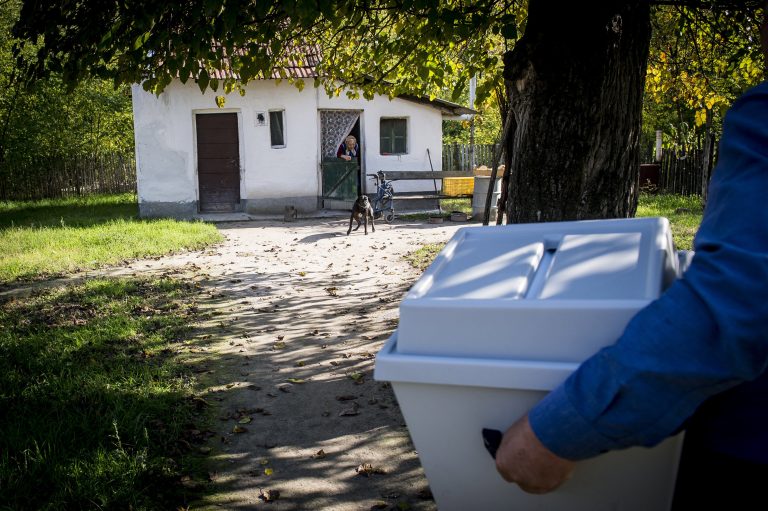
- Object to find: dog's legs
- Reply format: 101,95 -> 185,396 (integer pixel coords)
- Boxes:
347,213 -> 354,235
370,210 -> 375,233
353,218 -> 361,231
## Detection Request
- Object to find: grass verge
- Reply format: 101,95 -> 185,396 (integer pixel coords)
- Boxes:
0,277 -> 211,510
635,193 -> 703,251
397,198 -> 473,221
0,194 -> 223,284
404,193 -> 704,272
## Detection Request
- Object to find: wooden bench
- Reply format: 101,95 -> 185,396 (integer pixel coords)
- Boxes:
367,171 -> 475,200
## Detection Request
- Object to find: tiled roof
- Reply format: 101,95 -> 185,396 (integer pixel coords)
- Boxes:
199,45 -> 475,116
206,44 -> 320,80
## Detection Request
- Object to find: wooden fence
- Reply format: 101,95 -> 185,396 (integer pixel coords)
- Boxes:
442,142 -> 715,197
655,149 -> 709,196
0,152 -> 136,201
641,141 -> 716,196
442,143 -> 500,171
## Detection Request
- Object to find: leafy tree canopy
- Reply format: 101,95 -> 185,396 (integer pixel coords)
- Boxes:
0,1 -> 133,162
10,1 -> 764,161
13,0 -> 521,104
645,3 -> 764,139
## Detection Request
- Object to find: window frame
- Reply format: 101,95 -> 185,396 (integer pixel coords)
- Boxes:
269,109 -> 286,149
379,117 -> 408,155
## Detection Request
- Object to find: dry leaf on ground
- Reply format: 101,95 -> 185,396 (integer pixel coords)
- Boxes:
356,463 -> 386,477
259,489 -> 280,502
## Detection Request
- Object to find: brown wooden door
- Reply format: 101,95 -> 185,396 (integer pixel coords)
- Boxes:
196,113 -> 240,213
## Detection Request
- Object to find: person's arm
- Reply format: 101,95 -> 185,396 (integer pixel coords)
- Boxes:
498,82 -> 768,486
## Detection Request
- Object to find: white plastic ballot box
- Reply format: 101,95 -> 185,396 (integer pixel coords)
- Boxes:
374,217 -> 684,511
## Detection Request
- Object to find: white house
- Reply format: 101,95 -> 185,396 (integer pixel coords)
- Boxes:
131,69 -> 472,218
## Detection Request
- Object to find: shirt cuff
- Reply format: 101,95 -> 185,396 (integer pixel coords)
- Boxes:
528,384 -> 620,461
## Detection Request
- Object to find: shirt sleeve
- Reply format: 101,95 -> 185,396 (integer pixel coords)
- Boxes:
529,81 -> 768,461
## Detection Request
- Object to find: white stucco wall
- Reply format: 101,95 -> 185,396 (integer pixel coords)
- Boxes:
317,93 -> 443,194
132,79 -> 445,215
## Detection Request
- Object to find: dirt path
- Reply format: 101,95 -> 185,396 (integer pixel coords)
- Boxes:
126,217 -> 465,510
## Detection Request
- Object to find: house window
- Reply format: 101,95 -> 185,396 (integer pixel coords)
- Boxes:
269,110 -> 286,148
380,118 -> 407,155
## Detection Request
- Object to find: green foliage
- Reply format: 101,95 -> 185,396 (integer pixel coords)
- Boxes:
0,1 -> 133,163
643,4 -> 765,149
0,194 -> 222,283
11,0 -> 525,106
0,277 -> 209,510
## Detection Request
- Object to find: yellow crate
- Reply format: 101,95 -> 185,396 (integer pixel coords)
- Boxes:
442,177 -> 474,196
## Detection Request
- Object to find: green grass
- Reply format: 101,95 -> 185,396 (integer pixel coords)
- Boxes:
404,193 -> 704,271
0,194 -> 223,284
635,193 -> 703,251
0,277 -> 211,510
398,198 -> 473,221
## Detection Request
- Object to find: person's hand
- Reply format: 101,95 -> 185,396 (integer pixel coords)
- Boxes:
341,154 -> 352,161
495,414 -> 576,494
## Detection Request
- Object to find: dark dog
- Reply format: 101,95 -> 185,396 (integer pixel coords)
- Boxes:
347,195 -> 375,235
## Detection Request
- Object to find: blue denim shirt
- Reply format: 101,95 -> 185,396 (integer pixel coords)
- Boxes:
529,81 -> 768,462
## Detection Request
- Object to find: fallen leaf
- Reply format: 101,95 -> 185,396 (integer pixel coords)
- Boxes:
273,342 -> 286,350
294,361 -> 305,367
325,287 -> 338,296
232,425 -> 248,434
356,463 -> 386,477
198,446 -> 212,455
264,468 -> 274,476
287,378 -> 306,384
238,417 -> 252,424
260,459 -> 270,466
277,335 -> 285,340
397,502 -> 411,510
348,372 -> 364,382
312,449 -> 327,459
298,271 -> 307,277
339,407 -> 360,417
225,383 -> 235,389
259,489 -> 280,502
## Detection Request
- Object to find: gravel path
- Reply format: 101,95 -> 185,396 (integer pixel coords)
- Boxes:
130,217 -> 466,510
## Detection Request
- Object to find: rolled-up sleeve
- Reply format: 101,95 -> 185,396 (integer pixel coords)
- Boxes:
529,81 -> 768,461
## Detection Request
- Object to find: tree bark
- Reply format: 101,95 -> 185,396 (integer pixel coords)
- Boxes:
503,0 -> 651,223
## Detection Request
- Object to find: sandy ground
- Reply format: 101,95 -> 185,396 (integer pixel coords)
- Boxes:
86,216 -> 468,510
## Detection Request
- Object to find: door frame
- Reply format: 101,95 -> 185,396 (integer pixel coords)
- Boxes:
317,109 -> 364,209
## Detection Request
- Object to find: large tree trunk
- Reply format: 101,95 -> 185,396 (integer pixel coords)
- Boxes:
503,0 -> 651,223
